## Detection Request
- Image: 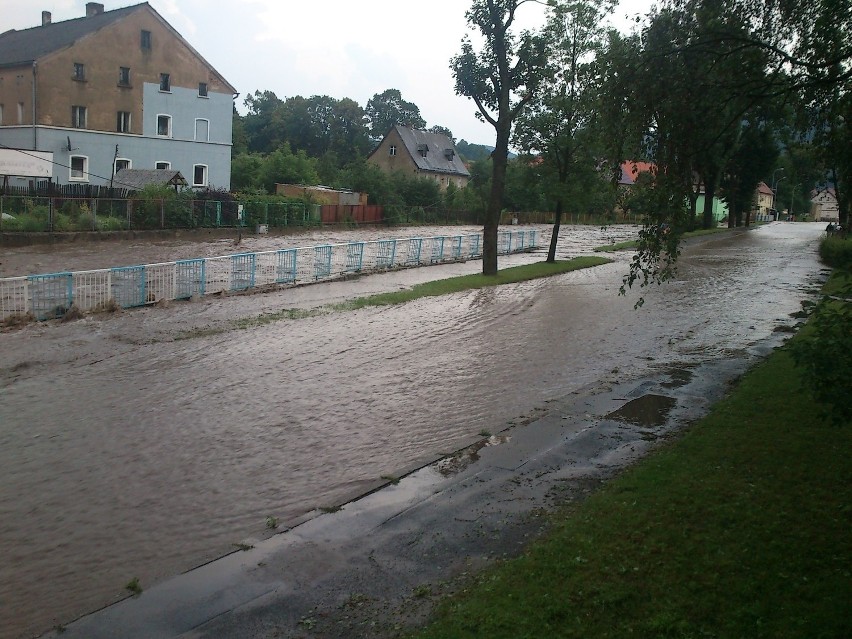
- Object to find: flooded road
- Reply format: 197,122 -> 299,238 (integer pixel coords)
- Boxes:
0,223 -> 826,638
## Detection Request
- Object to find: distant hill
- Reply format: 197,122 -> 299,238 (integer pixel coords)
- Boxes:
457,140 -> 493,162
457,139 -> 517,162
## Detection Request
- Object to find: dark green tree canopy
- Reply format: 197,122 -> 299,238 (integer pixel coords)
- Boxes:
365,89 -> 426,138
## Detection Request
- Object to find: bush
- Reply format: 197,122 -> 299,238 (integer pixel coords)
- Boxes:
790,287 -> 852,426
819,235 -> 852,270
97,216 -> 128,231
791,238 -> 852,427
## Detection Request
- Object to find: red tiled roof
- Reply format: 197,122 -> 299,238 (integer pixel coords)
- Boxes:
619,161 -> 656,186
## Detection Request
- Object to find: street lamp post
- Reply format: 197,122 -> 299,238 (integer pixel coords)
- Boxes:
773,176 -> 786,221
789,183 -> 798,221
770,168 -> 785,221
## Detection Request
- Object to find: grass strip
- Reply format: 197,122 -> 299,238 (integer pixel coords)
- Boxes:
337,257 -> 611,310
595,227 -> 727,252
171,258 -> 611,340
413,341 -> 851,638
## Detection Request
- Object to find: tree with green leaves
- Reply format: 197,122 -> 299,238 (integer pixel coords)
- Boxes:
365,89 -> 426,139
427,125 -> 456,142
719,113 -> 779,227
451,0 -> 549,275
514,0 -> 613,262
657,0 -> 851,226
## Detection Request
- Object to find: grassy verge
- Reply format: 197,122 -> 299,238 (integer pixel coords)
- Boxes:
172,258 -> 612,339
595,227 -> 727,252
226,256 -> 612,328
412,335 -> 851,637
339,257 -> 611,310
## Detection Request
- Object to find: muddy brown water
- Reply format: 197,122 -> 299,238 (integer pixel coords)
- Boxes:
0,223 -> 825,638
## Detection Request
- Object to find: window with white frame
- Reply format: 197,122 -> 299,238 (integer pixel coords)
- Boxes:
389,145 -> 396,156
71,105 -> 87,128
195,118 -> 209,141
159,73 -> 170,92
155,161 -> 171,170
157,114 -> 172,137
117,111 -> 131,133
193,164 -> 208,187
114,158 -> 131,174
70,156 -> 88,181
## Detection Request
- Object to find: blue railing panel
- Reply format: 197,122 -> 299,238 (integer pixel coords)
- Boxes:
451,235 -> 463,259
231,253 -> 256,291
406,238 -> 423,265
469,235 -> 481,258
111,265 -> 147,308
376,239 -> 397,268
431,236 -> 445,263
276,249 -> 297,283
346,242 -> 365,272
175,259 -> 206,299
314,245 -> 332,279
499,231 -> 513,255
27,272 -> 73,320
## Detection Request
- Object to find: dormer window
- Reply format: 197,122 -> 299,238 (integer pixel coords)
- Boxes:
389,145 -> 397,156
444,149 -> 455,161
417,144 -> 428,158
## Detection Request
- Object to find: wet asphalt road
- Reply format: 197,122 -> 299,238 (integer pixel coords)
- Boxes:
0,222 -> 827,638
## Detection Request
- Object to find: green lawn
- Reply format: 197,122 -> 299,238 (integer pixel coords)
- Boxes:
412,325 -> 851,638
341,257 -> 611,309
211,257 -> 612,335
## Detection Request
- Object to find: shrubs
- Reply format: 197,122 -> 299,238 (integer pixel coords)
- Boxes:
790,235 -> 852,426
819,235 -> 852,270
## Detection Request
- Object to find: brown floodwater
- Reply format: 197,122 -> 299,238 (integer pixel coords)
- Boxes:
0,223 -> 825,638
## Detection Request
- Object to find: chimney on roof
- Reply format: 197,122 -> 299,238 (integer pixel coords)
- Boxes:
86,2 -> 104,17
42,11 -> 51,25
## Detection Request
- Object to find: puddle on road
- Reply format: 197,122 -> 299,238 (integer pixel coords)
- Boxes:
436,435 -> 511,476
660,368 -> 694,389
605,394 -> 677,428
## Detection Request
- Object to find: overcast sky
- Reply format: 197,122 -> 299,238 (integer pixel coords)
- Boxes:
2,0 -> 653,145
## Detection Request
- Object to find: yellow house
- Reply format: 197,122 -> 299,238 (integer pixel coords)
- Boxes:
367,125 -> 470,190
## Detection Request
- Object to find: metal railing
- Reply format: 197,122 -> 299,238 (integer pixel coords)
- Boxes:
0,230 -> 539,322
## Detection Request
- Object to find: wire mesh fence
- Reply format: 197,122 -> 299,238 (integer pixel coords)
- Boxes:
0,195 -> 315,232
0,230 -> 539,322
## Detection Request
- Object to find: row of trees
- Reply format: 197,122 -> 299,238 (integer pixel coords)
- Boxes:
232,89 -> 459,184
449,0 -> 849,279
227,0 -> 848,282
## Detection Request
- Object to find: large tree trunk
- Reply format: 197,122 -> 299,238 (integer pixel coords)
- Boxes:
483,118 -> 511,275
831,166 -> 849,232
547,198 -> 563,263
702,180 -> 717,229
